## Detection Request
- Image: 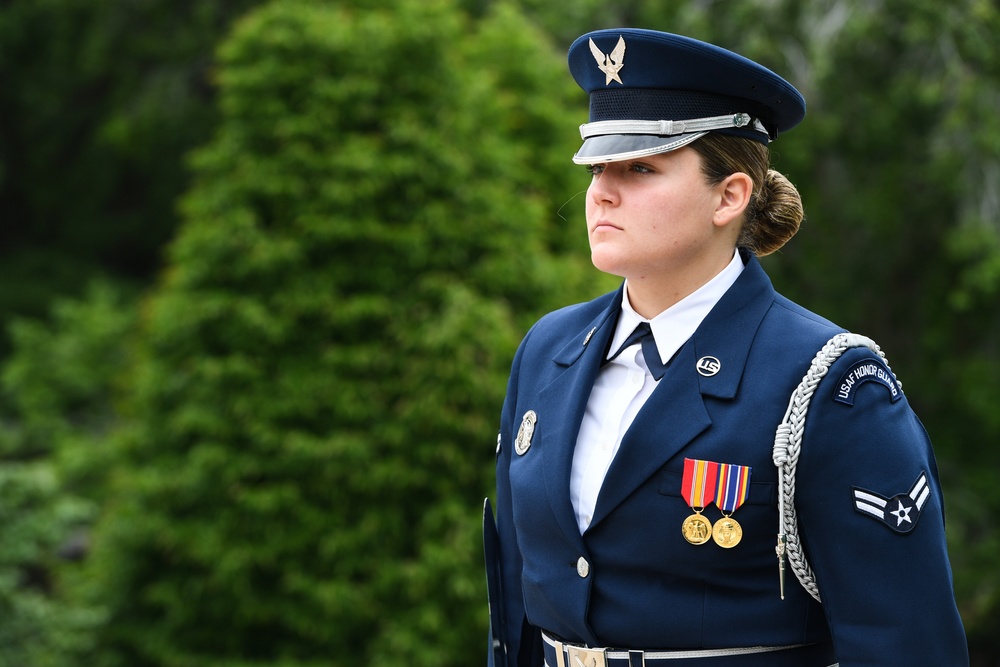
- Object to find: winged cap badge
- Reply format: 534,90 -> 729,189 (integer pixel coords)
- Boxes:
589,36 -> 626,85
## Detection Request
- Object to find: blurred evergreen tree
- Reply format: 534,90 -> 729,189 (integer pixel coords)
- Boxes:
0,283 -> 137,666
0,460 -> 93,667
73,1 -> 595,665
0,0 -> 262,350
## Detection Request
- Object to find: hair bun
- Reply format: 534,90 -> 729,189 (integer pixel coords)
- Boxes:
750,169 -> 803,256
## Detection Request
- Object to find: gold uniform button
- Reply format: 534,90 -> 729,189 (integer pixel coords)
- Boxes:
576,557 -> 590,578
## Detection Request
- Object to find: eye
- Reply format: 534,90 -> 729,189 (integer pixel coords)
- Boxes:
584,164 -> 605,176
629,162 -> 654,174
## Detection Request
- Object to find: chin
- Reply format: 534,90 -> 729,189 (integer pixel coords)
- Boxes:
589,251 -> 627,279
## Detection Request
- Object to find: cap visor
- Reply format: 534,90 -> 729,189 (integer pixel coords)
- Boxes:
572,132 -> 707,164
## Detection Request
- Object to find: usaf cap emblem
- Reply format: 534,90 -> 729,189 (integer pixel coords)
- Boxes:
853,472 -> 930,534
515,410 -> 537,455
589,36 -> 626,85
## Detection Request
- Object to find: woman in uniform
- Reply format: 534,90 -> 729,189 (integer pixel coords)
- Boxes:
484,28 -> 968,667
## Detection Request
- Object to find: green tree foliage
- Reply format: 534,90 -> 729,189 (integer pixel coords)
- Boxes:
0,461 -> 91,667
0,0 -> 262,348
2,283 -> 137,467
0,283 -> 137,666
73,1 -> 594,665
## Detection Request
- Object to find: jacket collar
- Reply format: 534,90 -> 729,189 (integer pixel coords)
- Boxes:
690,251 -> 774,399
552,287 -> 623,368
552,251 -> 773,397
542,253 -> 777,532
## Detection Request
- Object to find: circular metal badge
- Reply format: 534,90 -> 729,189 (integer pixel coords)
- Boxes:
696,356 -> 721,377
514,410 -> 537,455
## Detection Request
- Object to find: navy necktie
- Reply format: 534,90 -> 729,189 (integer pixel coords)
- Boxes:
606,322 -> 668,380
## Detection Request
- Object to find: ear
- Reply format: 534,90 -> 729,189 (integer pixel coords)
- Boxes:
713,172 -> 753,228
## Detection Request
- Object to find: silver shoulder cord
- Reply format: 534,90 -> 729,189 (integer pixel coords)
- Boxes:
772,332 -> 899,602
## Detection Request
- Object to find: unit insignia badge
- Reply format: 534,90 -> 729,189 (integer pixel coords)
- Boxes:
589,36 -> 626,85
515,410 -> 537,455
852,471 -> 930,534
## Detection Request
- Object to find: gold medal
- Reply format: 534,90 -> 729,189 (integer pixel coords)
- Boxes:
681,512 -> 713,545
712,462 -> 751,548
680,459 -> 719,545
712,515 -> 743,548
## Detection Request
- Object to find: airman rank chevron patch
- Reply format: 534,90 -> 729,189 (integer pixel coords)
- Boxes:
852,472 -> 930,534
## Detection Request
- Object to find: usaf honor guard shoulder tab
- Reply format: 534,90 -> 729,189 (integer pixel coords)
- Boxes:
834,357 -> 901,406
853,472 -> 930,534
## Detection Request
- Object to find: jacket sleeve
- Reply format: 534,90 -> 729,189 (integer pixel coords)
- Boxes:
793,346 -> 968,665
487,332 -> 544,667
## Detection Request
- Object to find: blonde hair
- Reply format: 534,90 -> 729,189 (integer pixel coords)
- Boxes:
689,134 -> 803,256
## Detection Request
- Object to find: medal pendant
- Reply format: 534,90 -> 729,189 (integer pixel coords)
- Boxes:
680,459 -> 720,546
681,512 -> 713,545
712,515 -> 743,548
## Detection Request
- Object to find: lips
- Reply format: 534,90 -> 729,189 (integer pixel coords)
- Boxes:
592,220 -> 622,233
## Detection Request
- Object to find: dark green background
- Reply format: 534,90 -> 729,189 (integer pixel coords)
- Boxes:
1,0 -> 997,664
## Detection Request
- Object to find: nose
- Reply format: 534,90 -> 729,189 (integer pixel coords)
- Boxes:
588,171 -> 619,206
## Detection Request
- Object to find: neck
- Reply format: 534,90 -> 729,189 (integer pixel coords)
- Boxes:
624,249 -> 736,319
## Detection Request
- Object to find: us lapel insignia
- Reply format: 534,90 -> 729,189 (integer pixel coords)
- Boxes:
589,36 -> 626,85
696,356 -> 721,377
852,471 -> 930,534
515,410 -> 537,455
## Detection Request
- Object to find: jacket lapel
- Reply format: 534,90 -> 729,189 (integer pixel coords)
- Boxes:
589,255 -> 776,530
536,287 -> 623,544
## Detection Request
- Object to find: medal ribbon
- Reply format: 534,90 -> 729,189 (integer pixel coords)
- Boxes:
716,462 -> 752,514
681,458 -> 719,510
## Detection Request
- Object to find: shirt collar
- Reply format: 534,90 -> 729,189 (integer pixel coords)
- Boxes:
607,250 -> 746,366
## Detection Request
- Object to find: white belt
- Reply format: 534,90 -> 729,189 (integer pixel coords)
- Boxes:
542,632 -> 839,666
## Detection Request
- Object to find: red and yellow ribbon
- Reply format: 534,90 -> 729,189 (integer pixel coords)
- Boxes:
682,458 -> 719,510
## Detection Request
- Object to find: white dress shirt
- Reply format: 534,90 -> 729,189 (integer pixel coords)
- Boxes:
569,251 -> 745,533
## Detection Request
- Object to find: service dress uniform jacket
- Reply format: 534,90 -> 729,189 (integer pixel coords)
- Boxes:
486,254 -> 968,666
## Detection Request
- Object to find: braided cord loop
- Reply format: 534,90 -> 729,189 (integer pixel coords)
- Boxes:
772,333 -> 898,603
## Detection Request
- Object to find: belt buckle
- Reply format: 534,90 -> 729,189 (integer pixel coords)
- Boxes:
565,645 -> 607,667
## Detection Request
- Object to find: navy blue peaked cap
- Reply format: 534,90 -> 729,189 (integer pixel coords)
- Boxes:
568,28 -> 806,164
